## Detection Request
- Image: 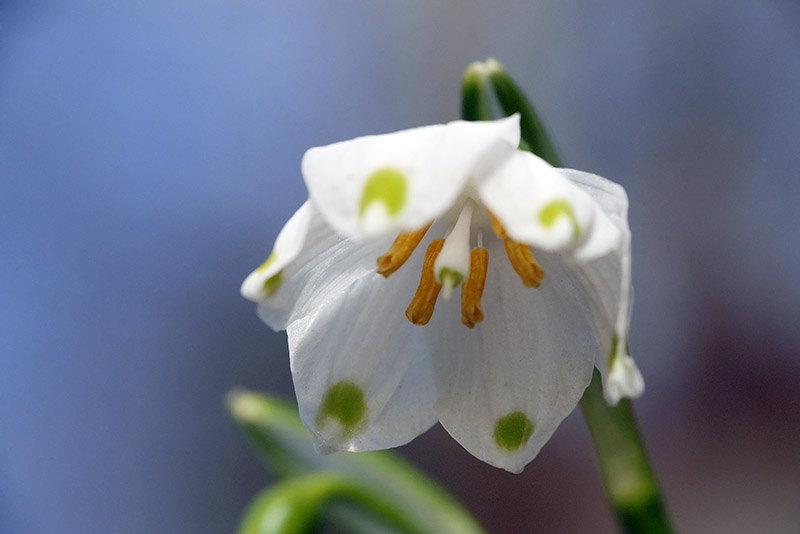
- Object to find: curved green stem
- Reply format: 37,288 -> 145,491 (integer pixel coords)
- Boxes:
580,370 -> 672,533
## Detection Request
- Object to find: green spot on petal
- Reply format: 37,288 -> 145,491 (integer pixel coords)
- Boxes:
257,250 -> 277,272
609,333 -> 631,367
493,411 -> 534,451
539,199 -> 581,240
263,270 -> 282,296
316,381 -> 366,434
609,334 -> 620,365
359,167 -> 407,219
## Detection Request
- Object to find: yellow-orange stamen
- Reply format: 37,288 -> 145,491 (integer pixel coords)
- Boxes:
376,223 -> 432,278
488,210 -> 508,239
405,239 -> 444,325
461,247 -> 488,328
504,238 -> 545,288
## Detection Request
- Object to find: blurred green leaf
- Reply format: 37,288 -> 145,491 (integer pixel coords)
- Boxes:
238,472 -> 421,534
228,388 -> 486,534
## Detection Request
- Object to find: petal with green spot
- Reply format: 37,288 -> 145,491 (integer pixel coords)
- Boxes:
493,411 -> 534,451
539,199 -> 581,240
316,381 -> 367,435
359,168 -> 407,219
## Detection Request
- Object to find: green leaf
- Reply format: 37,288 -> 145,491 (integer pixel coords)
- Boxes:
227,389 -> 487,534
484,58 -> 563,167
238,472 -> 421,534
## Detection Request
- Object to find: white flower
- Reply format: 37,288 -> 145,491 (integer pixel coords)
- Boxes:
241,115 -> 644,473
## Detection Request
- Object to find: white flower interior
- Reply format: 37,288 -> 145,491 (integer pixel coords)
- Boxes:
241,117 -> 645,472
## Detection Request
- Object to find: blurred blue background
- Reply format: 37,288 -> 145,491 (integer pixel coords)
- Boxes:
2,1 -> 799,532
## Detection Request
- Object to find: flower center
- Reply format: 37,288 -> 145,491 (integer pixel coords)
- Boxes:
376,201 -> 546,328
434,200 -> 475,301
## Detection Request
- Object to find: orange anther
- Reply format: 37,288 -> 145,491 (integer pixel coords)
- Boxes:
503,239 -> 544,288
461,247 -> 489,328
376,223 -> 432,277
488,210 -> 508,239
405,239 -> 445,325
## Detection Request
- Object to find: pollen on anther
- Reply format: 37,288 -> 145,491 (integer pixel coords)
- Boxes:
461,247 -> 488,328
405,239 -> 444,325
504,239 -> 545,288
376,223 -> 432,278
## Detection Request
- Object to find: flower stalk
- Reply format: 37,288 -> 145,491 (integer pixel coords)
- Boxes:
466,59 -> 672,532
580,370 -> 672,533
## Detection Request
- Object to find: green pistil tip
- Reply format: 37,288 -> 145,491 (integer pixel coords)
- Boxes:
437,267 -> 464,287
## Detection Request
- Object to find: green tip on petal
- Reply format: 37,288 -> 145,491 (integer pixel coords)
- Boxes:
609,334 -> 620,366
359,167 -> 407,219
263,270 -> 283,296
608,334 -> 632,367
316,381 -> 367,435
539,199 -> 581,240
256,250 -> 277,272
493,411 -> 534,451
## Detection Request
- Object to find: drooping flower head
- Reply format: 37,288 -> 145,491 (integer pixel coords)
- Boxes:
242,115 -> 643,473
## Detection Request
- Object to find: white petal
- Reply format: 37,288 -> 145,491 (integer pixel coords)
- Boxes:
605,352 -> 644,405
584,248 -> 644,405
427,238 -> 595,473
253,206 -> 352,331
478,151 -> 622,261
302,116 -> 520,241
241,200 -> 315,302
556,169 -> 643,403
284,234 -> 438,453
557,168 -> 631,260
558,169 -> 629,226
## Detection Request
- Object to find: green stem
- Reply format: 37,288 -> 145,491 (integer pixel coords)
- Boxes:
580,370 -> 672,533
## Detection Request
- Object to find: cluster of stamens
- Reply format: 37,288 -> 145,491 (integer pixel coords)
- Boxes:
377,202 -> 545,328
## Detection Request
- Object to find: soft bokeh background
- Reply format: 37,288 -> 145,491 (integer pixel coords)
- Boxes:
2,1 -> 799,532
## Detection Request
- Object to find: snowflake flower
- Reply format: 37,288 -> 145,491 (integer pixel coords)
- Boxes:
241,115 -> 644,472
